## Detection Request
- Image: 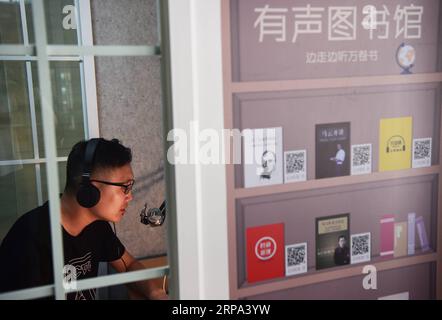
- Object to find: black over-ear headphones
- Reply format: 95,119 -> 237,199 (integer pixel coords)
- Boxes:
76,138 -> 101,208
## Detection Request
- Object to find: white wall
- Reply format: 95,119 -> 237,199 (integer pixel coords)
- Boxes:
168,0 -> 229,299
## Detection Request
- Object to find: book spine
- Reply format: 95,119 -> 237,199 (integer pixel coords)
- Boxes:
380,215 -> 395,256
416,216 -> 430,252
408,213 -> 416,255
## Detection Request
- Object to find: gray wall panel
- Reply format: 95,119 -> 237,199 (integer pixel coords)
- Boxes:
91,0 -> 167,258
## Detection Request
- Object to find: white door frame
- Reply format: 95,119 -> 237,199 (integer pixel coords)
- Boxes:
168,0 -> 229,299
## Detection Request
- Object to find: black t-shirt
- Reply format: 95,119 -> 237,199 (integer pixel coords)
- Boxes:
0,201 -> 125,299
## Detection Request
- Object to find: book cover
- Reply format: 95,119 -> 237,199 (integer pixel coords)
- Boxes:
284,149 -> 307,183
243,127 -> 283,188
412,138 -> 432,168
350,232 -> 371,264
316,213 -> 350,270
416,216 -> 430,252
379,117 -> 412,171
408,213 -> 416,255
285,242 -> 307,276
380,214 -> 395,257
246,223 -> 284,283
394,222 -> 408,258
378,292 -> 409,300
315,122 -> 350,179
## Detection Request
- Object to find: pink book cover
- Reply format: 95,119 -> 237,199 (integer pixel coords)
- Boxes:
380,214 -> 395,257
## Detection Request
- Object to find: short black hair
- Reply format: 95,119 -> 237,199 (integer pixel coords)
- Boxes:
338,235 -> 346,241
64,138 -> 132,194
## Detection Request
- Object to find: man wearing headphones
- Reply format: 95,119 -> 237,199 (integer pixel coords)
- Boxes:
0,138 -> 168,300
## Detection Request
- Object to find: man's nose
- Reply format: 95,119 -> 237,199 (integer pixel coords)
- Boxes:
126,192 -> 133,202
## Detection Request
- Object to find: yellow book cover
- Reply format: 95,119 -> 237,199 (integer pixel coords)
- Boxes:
379,117 -> 412,171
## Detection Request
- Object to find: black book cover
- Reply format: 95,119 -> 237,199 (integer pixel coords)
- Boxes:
316,213 -> 350,270
315,122 -> 350,179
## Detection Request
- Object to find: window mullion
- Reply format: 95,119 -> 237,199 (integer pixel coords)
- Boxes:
31,0 -> 66,301
74,0 -> 88,140
19,0 -> 29,45
0,265 -> 168,300
25,60 -> 43,203
78,0 -> 99,138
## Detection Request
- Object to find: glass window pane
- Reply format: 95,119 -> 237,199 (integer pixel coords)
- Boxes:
33,61 -> 85,158
0,164 -> 38,241
0,61 -> 34,160
0,0 -> 23,44
41,161 -> 67,202
27,0 -> 78,45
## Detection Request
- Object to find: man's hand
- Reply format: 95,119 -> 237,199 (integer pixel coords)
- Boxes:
110,250 -> 169,300
149,288 -> 168,300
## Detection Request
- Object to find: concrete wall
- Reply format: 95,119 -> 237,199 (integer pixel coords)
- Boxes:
90,0 -> 167,258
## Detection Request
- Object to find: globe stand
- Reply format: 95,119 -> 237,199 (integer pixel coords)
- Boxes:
396,43 -> 415,75
400,65 -> 413,75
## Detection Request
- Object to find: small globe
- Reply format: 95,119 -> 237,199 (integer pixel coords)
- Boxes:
396,44 -> 416,69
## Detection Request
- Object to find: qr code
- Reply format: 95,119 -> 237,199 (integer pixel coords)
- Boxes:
287,246 -> 306,267
414,139 -> 431,160
352,145 -> 370,167
285,152 -> 305,174
351,234 -> 370,256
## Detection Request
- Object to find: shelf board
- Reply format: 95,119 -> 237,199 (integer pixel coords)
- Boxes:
230,72 -> 442,94
236,251 -> 437,299
235,165 -> 440,199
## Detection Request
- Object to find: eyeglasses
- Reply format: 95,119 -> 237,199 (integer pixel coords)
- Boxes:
90,179 -> 135,195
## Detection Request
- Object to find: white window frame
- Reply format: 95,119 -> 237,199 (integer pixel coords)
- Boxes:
76,0 -> 99,139
0,0 -> 172,300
